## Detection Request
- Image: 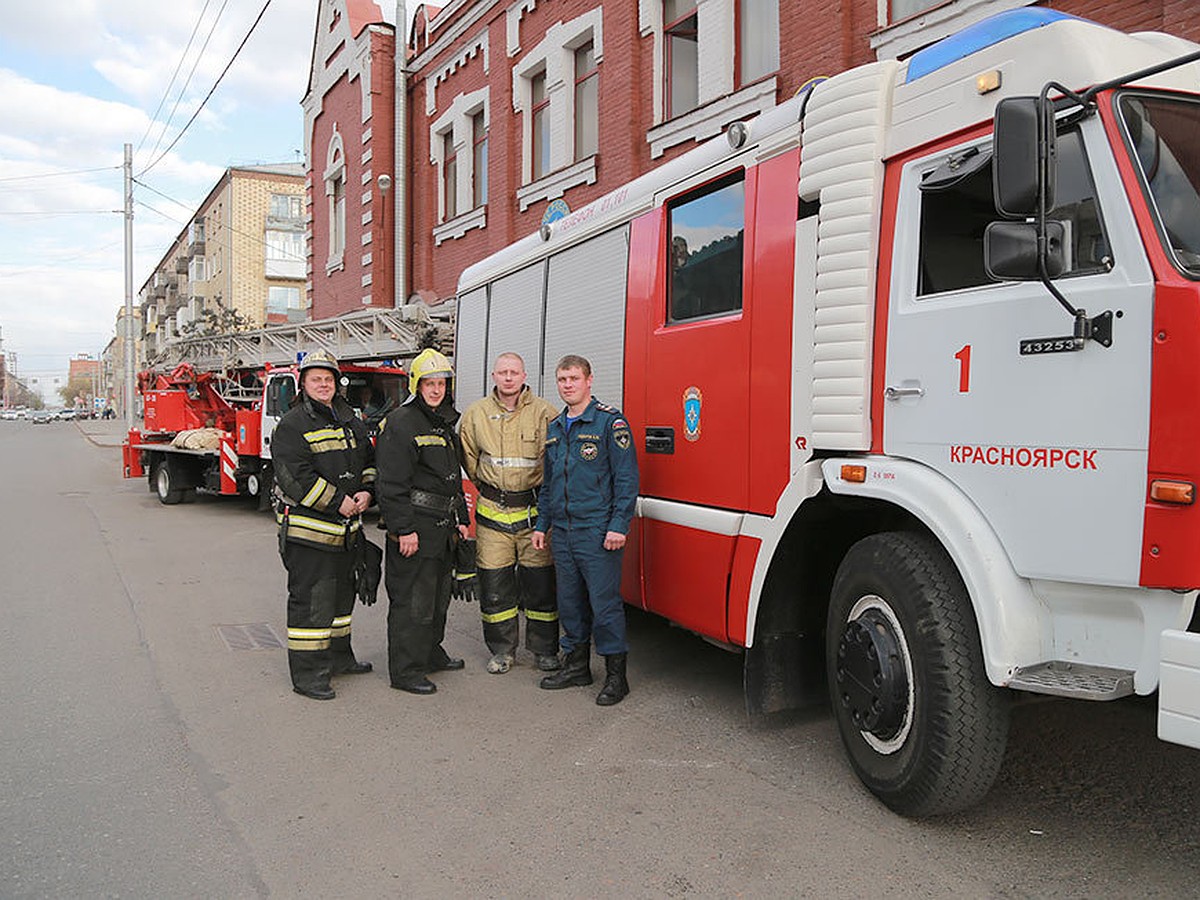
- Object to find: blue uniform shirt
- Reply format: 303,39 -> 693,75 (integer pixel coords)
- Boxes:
536,397 -> 638,534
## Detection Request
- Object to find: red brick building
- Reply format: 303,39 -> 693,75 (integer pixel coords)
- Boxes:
406,0 -> 1200,305
308,0 -> 1200,312
303,0 -> 398,319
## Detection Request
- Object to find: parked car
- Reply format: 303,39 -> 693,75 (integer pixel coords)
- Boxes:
0,410 -> 17,420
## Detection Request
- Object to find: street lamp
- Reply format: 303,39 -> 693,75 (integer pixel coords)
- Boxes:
377,173 -> 392,306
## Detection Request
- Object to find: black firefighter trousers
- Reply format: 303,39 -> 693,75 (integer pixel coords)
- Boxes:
282,540 -> 360,692
384,537 -> 454,687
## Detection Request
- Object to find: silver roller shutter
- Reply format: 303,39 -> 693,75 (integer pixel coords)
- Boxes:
486,261 -> 547,397
543,225 -> 630,406
453,287 -> 489,409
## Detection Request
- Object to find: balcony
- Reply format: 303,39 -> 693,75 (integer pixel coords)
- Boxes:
175,256 -> 189,274
188,220 -> 206,256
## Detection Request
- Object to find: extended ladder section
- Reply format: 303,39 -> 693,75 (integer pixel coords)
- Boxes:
148,304 -> 456,371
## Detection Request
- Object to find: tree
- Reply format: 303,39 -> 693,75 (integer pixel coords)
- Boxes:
179,303 -> 250,337
57,375 -> 94,408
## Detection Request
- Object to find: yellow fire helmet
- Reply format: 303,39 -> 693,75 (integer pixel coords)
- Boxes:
299,348 -> 341,377
408,348 -> 454,394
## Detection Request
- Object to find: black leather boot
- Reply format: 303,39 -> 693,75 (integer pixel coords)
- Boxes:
539,644 -> 593,689
595,653 -> 629,706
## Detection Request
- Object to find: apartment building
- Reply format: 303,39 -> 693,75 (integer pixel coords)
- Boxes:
138,163 -> 307,358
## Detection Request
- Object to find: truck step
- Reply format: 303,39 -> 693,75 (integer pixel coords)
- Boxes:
1007,661 -> 1134,700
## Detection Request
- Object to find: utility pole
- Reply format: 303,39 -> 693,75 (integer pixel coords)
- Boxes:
123,142 -> 135,428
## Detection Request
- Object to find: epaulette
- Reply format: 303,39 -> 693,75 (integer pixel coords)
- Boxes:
595,401 -> 621,415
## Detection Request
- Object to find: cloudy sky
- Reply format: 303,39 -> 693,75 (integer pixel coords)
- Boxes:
0,0 -> 373,397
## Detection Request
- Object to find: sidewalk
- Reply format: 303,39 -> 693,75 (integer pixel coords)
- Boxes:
76,418 -> 128,448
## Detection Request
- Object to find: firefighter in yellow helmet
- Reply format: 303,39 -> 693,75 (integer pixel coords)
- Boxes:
273,349 -> 377,700
375,348 -> 470,694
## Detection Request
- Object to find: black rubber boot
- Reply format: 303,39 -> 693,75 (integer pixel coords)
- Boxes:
595,653 -> 629,706
539,644 -> 593,689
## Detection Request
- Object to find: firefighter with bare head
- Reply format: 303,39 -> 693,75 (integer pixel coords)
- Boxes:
459,352 -> 561,675
375,348 -> 471,695
272,349 -> 376,700
532,355 -> 639,705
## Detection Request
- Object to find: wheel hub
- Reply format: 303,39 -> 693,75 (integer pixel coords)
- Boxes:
835,609 -> 909,740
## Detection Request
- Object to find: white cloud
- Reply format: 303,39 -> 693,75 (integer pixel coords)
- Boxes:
0,0 -> 322,379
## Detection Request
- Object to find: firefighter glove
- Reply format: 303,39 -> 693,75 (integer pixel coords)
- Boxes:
450,537 -> 477,603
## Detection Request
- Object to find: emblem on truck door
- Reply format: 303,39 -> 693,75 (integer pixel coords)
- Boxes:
683,386 -> 702,442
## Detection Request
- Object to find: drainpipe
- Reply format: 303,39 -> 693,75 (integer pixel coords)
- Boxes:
395,2 -> 409,308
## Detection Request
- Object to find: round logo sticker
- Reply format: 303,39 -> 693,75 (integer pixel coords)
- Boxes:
580,442 -> 599,461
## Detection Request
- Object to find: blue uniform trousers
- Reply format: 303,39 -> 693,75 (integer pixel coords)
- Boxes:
550,525 -> 627,655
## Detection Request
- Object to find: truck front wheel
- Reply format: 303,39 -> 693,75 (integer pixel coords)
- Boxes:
154,459 -> 184,505
826,531 -> 1009,817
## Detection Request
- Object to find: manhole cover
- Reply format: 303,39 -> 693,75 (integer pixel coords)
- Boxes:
216,623 -> 284,651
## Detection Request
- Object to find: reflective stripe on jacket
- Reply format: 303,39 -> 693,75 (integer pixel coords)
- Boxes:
459,387 -> 556,521
273,394 -> 374,551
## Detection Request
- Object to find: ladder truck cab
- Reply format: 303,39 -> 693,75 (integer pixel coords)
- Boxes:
122,360 -> 407,505
454,9 -> 1200,815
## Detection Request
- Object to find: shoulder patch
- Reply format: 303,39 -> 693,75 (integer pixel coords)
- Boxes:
612,418 -> 628,431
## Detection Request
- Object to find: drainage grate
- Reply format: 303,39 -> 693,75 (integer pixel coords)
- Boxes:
217,623 -> 285,651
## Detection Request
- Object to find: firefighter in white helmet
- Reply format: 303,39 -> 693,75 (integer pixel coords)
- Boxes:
273,349 -> 376,700
375,348 -> 470,694
459,351 -> 561,674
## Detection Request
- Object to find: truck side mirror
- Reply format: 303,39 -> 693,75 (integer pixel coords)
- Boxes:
993,96 -> 1057,217
984,220 -> 1067,280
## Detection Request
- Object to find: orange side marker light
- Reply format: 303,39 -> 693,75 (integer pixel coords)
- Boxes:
1150,480 -> 1195,505
841,464 -> 867,484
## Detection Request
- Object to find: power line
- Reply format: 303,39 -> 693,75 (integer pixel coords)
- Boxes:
139,0 -> 274,176
0,166 -> 121,185
134,178 -> 305,261
143,0 -> 231,166
0,210 -> 115,216
136,0 -> 218,155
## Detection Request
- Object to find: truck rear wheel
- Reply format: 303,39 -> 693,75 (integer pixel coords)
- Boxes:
826,531 -> 1009,817
154,460 -> 184,505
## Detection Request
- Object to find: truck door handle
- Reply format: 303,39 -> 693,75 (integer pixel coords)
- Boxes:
884,385 -> 925,401
645,427 -> 675,455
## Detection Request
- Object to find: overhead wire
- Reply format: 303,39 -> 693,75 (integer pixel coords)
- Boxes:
134,177 -> 305,261
138,0 -> 275,177
0,166 -> 121,185
135,0 -> 217,155
142,0 -> 231,166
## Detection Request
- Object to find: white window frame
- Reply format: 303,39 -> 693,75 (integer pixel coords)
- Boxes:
638,0 -> 777,159
267,285 -> 305,316
871,0 -> 1034,61
324,128 -> 346,273
511,8 -> 603,207
430,87 -> 489,244
265,229 -> 306,279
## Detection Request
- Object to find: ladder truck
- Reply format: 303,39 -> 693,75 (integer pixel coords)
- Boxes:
123,305 -> 452,505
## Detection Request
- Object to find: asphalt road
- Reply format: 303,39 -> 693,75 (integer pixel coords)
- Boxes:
1,418 -> 1198,898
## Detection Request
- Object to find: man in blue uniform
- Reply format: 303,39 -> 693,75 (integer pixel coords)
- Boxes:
532,355 -> 638,705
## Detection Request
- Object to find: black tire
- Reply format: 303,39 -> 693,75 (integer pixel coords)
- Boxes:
154,459 -> 184,505
826,531 -> 1009,817
253,464 -> 274,512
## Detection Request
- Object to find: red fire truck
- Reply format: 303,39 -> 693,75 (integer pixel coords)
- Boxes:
453,10 -> 1200,815
122,360 -> 407,505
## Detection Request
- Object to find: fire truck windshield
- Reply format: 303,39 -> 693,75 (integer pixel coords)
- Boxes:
1118,92 -> 1200,275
